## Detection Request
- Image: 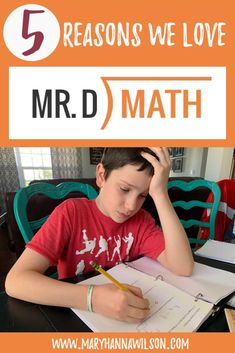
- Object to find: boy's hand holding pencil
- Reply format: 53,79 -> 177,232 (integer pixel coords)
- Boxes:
90,262 -> 150,323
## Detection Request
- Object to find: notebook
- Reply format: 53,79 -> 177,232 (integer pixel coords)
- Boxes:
127,256 -> 235,305
71,257 -> 235,332
194,240 -> 235,264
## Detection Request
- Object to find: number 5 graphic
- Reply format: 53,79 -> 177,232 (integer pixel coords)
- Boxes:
4,4 -> 60,61
22,9 -> 45,56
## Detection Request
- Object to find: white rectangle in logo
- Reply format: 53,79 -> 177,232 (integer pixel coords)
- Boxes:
9,66 -> 226,140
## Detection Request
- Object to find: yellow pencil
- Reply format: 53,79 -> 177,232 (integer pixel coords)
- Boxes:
91,262 -> 128,292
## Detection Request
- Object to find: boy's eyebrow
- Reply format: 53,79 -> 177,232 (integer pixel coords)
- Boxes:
119,179 -> 149,194
120,179 -> 135,187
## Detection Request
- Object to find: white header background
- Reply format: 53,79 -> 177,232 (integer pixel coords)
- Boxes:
9,66 -> 226,140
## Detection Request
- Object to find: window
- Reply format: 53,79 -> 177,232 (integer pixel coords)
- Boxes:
14,148 -> 52,186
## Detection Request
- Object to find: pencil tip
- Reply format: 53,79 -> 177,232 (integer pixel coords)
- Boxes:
91,261 -> 100,270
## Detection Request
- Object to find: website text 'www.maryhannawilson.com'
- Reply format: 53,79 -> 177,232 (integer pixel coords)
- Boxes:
51,336 -> 190,351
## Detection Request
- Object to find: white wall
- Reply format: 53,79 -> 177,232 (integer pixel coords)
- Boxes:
170,148 -> 205,177
81,148 -> 96,178
204,148 -> 234,181
170,147 -> 234,181
80,147 -> 234,181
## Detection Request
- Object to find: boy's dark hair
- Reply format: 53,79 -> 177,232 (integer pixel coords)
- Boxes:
101,148 -> 156,179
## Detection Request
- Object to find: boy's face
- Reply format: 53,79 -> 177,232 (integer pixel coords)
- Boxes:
96,163 -> 152,223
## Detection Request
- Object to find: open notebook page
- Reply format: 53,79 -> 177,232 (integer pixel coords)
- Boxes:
127,257 -> 235,304
71,264 -> 213,332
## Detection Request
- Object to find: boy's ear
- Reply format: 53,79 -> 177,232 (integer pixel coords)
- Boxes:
96,163 -> 106,188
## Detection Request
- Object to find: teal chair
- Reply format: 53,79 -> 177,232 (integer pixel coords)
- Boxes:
167,179 -> 221,245
13,181 -> 98,244
13,181 -> 98,278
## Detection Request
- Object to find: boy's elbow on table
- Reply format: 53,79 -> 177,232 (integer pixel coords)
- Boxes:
158,251 -> 194,277
158,255 -> 194,277
172,261 -> 194,277
179,264 -> 194,277
5,271 -> 17,298
5,267 -> 27,299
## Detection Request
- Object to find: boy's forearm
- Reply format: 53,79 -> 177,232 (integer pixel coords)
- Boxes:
5,270 -> 151,323
5,270 -> 88,309
152,190 -> 194,276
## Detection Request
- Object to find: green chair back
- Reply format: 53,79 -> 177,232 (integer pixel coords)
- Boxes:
13,181 -> 98,244
167,179 -> 221,245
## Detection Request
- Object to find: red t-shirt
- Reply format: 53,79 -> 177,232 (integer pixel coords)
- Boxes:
27,198 -> 165,279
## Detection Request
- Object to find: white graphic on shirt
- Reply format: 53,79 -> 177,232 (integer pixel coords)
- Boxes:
111,235 -> 122,261
123,232 -> 134,261
76,229 -> 96,255
75,229 -> 136,272
75,259 -> 85,275
95,235 -> 112,260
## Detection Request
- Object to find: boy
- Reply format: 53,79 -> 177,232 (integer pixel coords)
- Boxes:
6,147 -> 194,323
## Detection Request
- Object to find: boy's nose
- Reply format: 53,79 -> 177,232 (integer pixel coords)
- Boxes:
125,197 -> 137,212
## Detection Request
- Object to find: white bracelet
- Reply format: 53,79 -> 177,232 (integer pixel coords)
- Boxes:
87,285 -> 94,312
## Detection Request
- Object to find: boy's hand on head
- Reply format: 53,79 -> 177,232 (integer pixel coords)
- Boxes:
141,147 -> 171,198
91,283 -> 150,323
